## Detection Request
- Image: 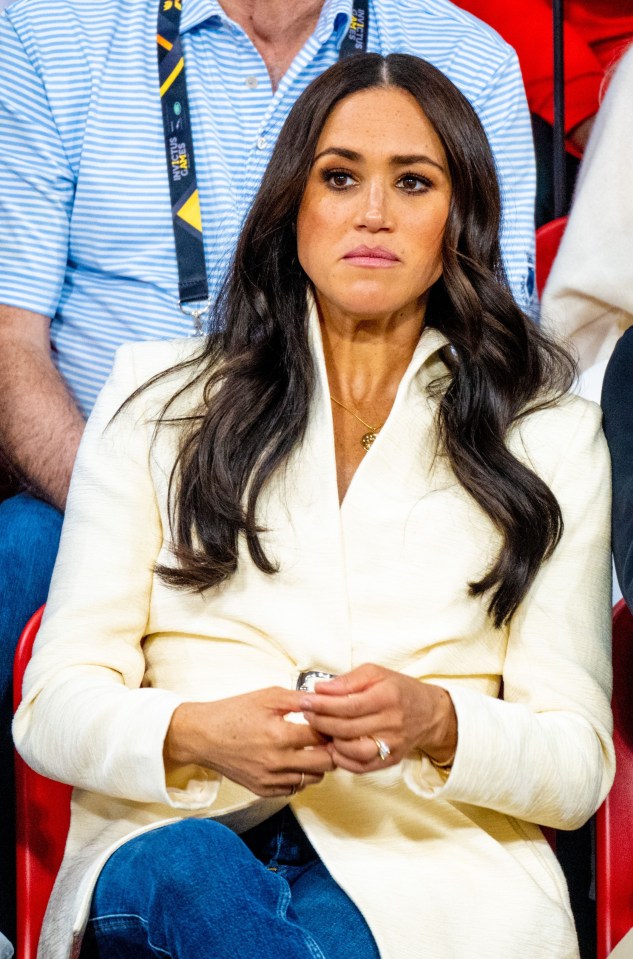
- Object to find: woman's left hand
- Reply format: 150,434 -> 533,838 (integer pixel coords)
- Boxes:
299,664 -> 457,773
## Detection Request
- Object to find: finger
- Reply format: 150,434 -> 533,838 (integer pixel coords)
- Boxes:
330,735 -> 397,765
304,711 -> 387,741
288,771 -> 323,792
265,687 -> 314,715
327,744 -> 386,775
292,751 -> 337,774
279,745 -> 337,775
313,663 -> 385,696
262,772 -> 325,796
280,720 -> 332,750
300,686 -> 387,719
262,774 -> 324,798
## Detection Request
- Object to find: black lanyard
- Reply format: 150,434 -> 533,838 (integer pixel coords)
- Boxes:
340,2 -> 369,58
157,0 -> 369,331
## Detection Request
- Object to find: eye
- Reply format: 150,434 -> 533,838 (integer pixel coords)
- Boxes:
320,168 -> 357,190
397,173 -> 433,194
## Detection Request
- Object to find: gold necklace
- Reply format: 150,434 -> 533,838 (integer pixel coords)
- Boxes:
330,394 -> 383,452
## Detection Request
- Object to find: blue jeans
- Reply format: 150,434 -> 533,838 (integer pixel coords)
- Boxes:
0,493 -> 63,948
81,808 -> 381,959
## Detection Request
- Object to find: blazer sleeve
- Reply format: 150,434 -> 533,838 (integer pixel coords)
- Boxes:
403,399 -> 615,829
12,343 -> 220,811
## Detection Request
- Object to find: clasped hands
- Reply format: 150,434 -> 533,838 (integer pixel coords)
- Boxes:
164,664 -> 457,799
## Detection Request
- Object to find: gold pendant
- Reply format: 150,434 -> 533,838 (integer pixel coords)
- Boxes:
361,431 -> 378,451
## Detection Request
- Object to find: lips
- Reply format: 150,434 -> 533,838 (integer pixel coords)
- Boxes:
342,245 -> 400,267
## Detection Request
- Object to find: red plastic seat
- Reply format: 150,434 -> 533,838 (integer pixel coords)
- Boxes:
13,606 -> 72,959
597,599 -> 633,958
535,215 -> 568,297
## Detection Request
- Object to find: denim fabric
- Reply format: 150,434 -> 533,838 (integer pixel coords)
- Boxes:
0,493 -> 63,949
82,809 -> 381,959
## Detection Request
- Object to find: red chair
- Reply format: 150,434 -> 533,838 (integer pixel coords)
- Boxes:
597,599 -> 633,959
13,606 -> 72,959
535,215 -> 568,297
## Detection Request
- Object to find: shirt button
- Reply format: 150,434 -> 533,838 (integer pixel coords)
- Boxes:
245,76 -> 258,89
256,136 -> 267,150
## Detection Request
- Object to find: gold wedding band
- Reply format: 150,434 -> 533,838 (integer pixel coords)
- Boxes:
289,772 -> 306,797
370,736 -> 391,762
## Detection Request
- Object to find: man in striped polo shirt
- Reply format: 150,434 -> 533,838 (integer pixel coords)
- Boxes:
0,0 -> 536,950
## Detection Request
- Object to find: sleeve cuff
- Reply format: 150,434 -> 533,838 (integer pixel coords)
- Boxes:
100,688 -> 222,811
402,682 -> 525,805
165,762 -> 221,810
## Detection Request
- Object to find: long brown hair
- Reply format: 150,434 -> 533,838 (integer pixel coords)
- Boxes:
147,53 -> 574,627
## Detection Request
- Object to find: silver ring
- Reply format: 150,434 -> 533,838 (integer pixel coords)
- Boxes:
299,772 -> 306,791
370,736 -> 391,762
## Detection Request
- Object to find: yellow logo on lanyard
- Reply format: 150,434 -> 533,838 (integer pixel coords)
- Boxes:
163,0 -> 182,11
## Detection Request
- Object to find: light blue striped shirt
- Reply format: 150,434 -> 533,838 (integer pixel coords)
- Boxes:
0,0 -> 536,415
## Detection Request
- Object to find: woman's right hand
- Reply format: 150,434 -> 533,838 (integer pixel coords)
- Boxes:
164,688 -> 336,797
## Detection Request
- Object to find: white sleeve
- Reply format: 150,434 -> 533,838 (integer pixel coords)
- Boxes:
541,45 -> 633,371
403,400 -> 614,829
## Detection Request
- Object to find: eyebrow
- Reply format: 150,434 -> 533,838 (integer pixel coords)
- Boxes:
312,146 -> 446,173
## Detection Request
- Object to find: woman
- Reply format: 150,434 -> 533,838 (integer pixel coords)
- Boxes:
13,54 -> 614,959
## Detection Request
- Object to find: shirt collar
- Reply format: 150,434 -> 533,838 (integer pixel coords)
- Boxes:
179,0 -> 355,44
179,0 -> 227,35
313,0 -> 356,47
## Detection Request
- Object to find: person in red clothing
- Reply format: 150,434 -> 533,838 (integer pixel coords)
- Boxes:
459,0 -> 633,224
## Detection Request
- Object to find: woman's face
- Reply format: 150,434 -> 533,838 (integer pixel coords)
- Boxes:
296,86 -> 452,325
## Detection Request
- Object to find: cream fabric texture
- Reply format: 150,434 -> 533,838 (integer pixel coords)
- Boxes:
13,316 -> 614,959
541,44 -> 633,384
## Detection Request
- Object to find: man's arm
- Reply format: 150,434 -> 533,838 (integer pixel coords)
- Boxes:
0,305 -> 85,511
0,13 -> 81,510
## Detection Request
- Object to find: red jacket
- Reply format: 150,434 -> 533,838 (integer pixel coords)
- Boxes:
458,0 -> 633,134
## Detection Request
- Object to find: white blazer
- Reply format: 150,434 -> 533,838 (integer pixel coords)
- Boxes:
14,310 -> 614,959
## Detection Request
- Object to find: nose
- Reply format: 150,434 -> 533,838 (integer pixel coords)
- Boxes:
356,180 -> 392,232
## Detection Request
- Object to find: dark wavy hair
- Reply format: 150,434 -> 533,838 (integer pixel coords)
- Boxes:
147,53 -> 574,627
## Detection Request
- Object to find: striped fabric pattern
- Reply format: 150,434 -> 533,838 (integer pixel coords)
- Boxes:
0,0 -> 536,415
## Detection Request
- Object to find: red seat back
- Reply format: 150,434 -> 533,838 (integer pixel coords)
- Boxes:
535,215 -> 568,296
13,606 -> 72,959
596,599 -> 633,958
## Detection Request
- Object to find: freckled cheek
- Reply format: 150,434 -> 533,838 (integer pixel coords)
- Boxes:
298,206 -> 347,273
415,210 -> 448,269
